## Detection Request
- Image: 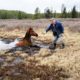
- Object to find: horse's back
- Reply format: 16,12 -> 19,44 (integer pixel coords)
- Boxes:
16,40 -> 32,47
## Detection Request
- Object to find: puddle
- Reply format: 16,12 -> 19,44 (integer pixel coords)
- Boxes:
12,57 -> 23,64
1,38 -> 13,44
36,43 -> 49,49
0,57 -> 5,63
0,38 -> 19,50
0,38 -> 50,54
34,40 -> 50,48
1,57 -> 23,67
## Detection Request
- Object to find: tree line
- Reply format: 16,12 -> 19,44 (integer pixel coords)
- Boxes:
0,10 -> 33,19
34,5 -> 80,19
0,5 -> 80,19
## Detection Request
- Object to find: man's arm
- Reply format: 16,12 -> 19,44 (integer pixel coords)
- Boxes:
46,24 -> 51,32
59,23 -> 64,33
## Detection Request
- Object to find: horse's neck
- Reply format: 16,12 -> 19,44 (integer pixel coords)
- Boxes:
23,32 -> 31,41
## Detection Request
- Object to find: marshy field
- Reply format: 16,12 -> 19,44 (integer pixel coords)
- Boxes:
0,19 -> 80,80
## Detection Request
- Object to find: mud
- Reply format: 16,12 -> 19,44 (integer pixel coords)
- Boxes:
0,38 -> 50,54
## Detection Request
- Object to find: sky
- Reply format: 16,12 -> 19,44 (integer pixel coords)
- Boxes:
0,0 -> 80,13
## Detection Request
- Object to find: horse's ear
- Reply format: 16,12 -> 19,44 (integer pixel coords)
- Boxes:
29,27 -> 33,31
29,27 -> 32,30
26,27 -> 32,33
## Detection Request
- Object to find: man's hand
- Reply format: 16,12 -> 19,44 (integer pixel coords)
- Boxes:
42,31 -> 46,35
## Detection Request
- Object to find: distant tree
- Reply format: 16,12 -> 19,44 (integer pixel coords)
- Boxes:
0,11 -> 8,19
18,11 -> 22,19
71,6 -> 77,18
67,12 -> 72,18
53,10 -> 56,18
44,8 -> 53,18
34,7 -> 40,19
78,12 -> 80,18
61,4 -> 67,18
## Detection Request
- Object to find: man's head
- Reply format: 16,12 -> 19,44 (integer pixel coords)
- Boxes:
50,19 -> 56,25
51,19 -> 56,25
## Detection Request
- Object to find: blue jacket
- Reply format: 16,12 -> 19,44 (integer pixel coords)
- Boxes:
46,21 -> 64,37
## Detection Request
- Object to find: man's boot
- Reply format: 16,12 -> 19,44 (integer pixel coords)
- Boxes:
49,43 -> 56,50
60,43 -> 65,49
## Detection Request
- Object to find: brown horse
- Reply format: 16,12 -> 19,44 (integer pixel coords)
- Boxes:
16,27 -> 38,47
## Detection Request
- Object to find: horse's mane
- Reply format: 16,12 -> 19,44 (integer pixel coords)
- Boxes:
23,27 -> 32,40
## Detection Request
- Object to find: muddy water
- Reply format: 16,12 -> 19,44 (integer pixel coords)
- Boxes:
0,57 -> 4,64
0,38 -> 50,54
35,43 -> 49,49
12,57 -> 23,64
0,38 -> 19,50
1,38 -> 49,52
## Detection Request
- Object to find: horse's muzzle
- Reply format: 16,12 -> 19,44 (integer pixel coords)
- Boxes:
36,34 -> 38,37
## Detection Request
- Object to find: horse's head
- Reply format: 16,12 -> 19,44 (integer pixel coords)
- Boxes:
16,27 -> 38,47
27,27 -> 38,37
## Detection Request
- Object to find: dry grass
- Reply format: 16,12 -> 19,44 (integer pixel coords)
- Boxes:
0,19 -> 80,80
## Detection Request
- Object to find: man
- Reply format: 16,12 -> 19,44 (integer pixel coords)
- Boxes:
46,19 -> 65,49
